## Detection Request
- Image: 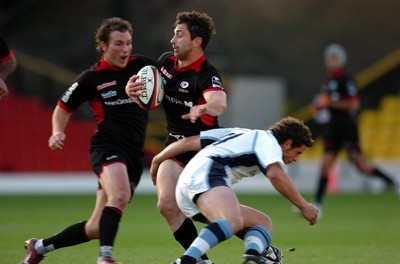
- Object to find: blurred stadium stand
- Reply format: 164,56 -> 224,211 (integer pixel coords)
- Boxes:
0,90 -> 94,171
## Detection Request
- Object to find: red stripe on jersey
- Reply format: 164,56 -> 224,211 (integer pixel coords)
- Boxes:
173,54 -> 206,72
203,87 -> 225,94
200,113 -> 216,126
89,97 -> 105,124
197,96 -> 215,126
57,101 -> 78,113
328,68 -> 346,78
94,56 -> 138,71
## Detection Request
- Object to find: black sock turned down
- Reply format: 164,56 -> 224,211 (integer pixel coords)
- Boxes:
43,221 -> 89,249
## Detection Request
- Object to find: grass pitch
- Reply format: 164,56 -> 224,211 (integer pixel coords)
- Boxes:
1,192 -> 399,264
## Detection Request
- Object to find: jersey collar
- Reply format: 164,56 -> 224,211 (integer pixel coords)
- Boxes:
173,54 -> 205,72
95,57 -> 135,71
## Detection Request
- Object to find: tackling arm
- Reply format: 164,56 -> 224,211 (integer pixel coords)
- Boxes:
150,135 -> 201,183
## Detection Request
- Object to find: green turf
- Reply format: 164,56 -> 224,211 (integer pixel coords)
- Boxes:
1,192 -> 399,263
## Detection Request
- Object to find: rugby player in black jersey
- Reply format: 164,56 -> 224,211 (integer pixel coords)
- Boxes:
126,10 -> 282,264
21,17 -> 154,264
0,33 -> 17,100
311,43 -> 400,217
127,10 -> 226,264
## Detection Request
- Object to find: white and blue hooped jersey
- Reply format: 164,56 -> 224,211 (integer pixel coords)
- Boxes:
198,127 -> 286,184
176,128 -> 286,218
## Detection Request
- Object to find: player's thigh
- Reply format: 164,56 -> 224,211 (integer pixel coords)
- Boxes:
156,159 -> 183,200
197,186 -> 243,229
100,162 -> 130,198
100,162 -> 132,212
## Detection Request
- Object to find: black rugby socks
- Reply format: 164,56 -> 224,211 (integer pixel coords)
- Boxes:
42,220 -> 89,251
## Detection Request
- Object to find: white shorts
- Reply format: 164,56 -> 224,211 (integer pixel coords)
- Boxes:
175,156 -> 231,219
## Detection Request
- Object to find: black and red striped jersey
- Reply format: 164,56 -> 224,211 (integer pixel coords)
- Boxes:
157,51 -> 225,136
58,55 -> 155,151
321,68 -> 359,120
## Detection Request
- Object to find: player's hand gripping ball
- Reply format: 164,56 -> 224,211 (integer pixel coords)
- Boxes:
136,65 -> 164,110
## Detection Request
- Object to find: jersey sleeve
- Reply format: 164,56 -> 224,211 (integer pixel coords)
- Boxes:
254,131 -> 286,174
200,128 -> 230,148
58,71 -> 93,112
195,67 -> 225,97
200,127 -> 249,148
156,51 -> 173,69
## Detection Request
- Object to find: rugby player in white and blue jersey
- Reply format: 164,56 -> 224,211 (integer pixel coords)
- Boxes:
150,116 -> 319,264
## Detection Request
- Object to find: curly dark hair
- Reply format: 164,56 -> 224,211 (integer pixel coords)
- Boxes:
95,17 -> 133,53
269,116 -> 314,148
174,10 -> 216,50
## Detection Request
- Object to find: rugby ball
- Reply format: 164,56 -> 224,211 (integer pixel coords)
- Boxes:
136,65 -> 164,110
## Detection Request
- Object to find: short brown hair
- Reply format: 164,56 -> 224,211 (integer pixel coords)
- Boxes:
95,17 -> 133,53
269,116 -> 314,148
174,10 -> 216,50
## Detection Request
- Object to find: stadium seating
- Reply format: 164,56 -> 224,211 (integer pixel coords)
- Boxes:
0,91 -> 94,171
359,95 -> 400,160
0,91 -> 167,172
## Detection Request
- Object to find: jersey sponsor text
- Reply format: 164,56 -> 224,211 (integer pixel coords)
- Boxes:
62,82 -> 78,103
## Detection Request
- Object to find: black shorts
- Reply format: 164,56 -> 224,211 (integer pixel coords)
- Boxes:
323,121 -> 362,159
165,134 -> 198,166
90,140 -> 143,193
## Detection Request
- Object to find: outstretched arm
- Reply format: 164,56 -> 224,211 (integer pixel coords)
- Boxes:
266,162 -> 319,225
181,90 -> 227,123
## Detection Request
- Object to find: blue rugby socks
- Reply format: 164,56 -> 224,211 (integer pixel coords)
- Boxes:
181,219 -> 233,263
244,225 -> 272,255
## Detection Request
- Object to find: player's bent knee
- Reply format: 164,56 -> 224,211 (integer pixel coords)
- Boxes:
157,199 -> 180,218
262,215 -> 273,234
109,191 -> 131,209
